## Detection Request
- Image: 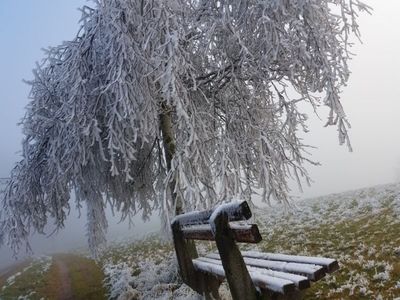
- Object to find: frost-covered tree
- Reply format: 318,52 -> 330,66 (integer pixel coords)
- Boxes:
0,0 -> 370,256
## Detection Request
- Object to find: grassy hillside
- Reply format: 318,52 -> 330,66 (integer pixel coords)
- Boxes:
1,183 -> 399,299
253,184 -> 400,299
100,183 -> 400,299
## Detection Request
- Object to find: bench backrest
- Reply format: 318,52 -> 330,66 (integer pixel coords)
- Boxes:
171,200 -> 262,299
171,200 -> 262,243
172,200 -> 252,226
172,201 -> 339,300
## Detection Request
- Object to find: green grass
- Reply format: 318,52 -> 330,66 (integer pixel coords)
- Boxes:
100,236 -> 174,277
51,254 -> 107,300
0,258 -> 51,300
1,185 -> 399,299
99,185 -> 400,299
0,260 -> 31,292
0,254 -> 107,300
99,209 -> 399,298
312,210 -> 399,299
255,208 -> 400,299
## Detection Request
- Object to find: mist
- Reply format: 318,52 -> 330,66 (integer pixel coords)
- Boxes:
0,197 -> 161,268
288,1 -> 400,199
1,0 -> 400,269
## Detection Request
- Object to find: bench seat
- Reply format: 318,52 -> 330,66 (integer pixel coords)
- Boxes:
193,257 -> 298,294
192,251 -> 338,295
171,201 -> 339,299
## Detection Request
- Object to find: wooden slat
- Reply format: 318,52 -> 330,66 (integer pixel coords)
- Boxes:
192,258 -> 296,294
197,257 -> 310,290
206,253 -> 326,281
171,201 -> 252,227
242,251 -> 339,273
181,224 -> 262,243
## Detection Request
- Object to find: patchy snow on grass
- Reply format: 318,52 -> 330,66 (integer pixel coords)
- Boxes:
100,183 -> 400,299
35,255 -> 53,274
100,235 -> 233,300
0,255 -> 53,299
254,183 -> 400,231
16,290 -> 36,299
253,183 -> 400,299
103,254 -> 202,300
2,271 -> 22,290
103,262 -> 139,300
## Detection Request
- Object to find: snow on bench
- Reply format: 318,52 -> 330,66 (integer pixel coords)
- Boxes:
206,253 -> 326,281
171,200 -> 252,227
194,256 -> 310,290
181,223 -> 262,243
171,200 -> 339,300
192,258 -> 296,294
242,251 -> 339,273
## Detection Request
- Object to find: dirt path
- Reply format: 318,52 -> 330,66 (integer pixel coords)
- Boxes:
50,254 -> 107,300
0,254 -> 106,299
54,257 -> 73,300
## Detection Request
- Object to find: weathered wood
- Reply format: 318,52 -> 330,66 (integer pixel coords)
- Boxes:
258,289 -> 302,300
242,257 -> 325,282
212,211 -> 260,300
197,272 -> 223,300
242,251 -> 339,273
171,221 -> 198,286
181,223 -> 262,243
171,200 -> 338,300
172,200 -> 252,227
196,256 -> 310,290
171,220 -> 222,300
207,253 -> 325,281
193,258 -> 296,295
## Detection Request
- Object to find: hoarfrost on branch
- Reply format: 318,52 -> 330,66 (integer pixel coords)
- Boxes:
0,0 -> 370,255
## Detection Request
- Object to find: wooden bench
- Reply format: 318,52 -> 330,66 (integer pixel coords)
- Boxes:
171,201 -> 339,300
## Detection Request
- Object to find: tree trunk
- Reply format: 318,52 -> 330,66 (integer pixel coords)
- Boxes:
159,103 -> 183,216
160,102 -> 199,272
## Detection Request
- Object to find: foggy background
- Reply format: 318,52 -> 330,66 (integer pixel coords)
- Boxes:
0,0 -> 399,268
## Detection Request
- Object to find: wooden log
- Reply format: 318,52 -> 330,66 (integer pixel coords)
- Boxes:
242,251 -> 339,273
181,224 -> 262,243
171,200 -> 252,227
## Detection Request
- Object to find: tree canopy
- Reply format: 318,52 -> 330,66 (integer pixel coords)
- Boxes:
0,0 -> 370,256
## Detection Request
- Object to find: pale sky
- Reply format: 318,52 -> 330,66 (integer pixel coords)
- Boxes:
293,1 -> 400,198
0,1 -> 399,265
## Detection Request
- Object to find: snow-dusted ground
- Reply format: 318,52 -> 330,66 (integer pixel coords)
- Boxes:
252,183 -> 400,298
255,182 -> 400,232
0,184 -> 397,299
101,183 -> 400,300
0,255 -> 53,299
101,238 -> 206,300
